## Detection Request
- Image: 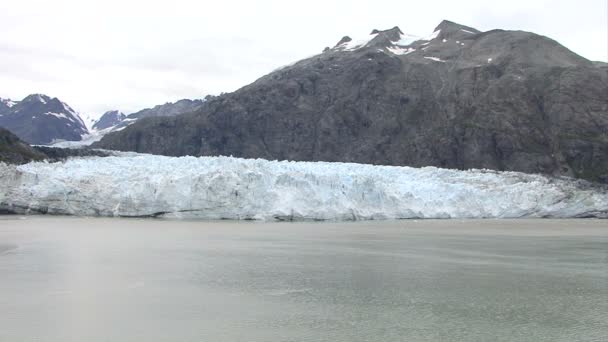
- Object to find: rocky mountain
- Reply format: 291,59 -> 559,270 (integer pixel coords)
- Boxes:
126,99 -> 205,121
94,20 -> 608,183
93,110 -> 126,130
0,127 -> 46,164
0,98 -> 17,114
0,94 -> 89,145
87,99 -> 204,131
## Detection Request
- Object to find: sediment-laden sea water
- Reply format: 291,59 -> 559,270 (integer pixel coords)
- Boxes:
0,216 -> 606,341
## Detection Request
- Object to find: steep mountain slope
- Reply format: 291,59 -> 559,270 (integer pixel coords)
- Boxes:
106,98 -> 206,131
0,94 -> 88,144
96,99 -> 206,131
0,127 -> 46,164
95,20 -> 608,183
93,110 -> 126,130
125,99 -> 205,121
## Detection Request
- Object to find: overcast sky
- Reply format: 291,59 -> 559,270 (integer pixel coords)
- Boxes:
1,0 -> 606,118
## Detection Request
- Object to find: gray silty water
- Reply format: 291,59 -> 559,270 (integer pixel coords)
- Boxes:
0,217 -> 606,341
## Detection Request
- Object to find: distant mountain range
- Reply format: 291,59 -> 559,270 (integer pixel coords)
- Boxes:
93,20 -> 608,183
0,94 -> 88,145
0,95 -> 206,146
95,99 -> 205,132
93,110 -> 126,131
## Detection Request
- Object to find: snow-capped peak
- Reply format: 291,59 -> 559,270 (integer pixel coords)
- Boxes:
24,93 -> 51,104
91,109 -> 127,131
333,26 -> 421,52
333,31 -> 379,51
0,98 -> 17,108
331,25 -> 448,56
330,20 -> 481,56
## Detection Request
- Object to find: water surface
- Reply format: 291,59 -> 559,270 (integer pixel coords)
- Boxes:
0,217 -> 606,341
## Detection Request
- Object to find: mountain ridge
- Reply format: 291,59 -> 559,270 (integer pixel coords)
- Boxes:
0,94 -> 89,145
94,20 -> 608,183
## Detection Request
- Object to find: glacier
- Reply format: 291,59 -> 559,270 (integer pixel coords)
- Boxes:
0,155 -> 607,220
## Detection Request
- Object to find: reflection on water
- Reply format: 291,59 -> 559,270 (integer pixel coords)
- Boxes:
0,217 -> 607,342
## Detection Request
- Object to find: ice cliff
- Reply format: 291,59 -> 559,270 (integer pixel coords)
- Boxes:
1,155 -> 607,220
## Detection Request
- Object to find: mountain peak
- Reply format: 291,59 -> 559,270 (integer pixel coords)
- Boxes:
0,97 -> 17,108
0,93 -> 89,144
92,110 -> 126,131
370,26 -> 403,38
434,20 -> 480,36
23,93 -> 52,104
332,26 -> 417,51
103,109 -> 123,116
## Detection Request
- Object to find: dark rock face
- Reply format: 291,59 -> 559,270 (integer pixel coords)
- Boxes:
125,99 -> 205,120
93,110 -> 126,130
0,94 -> 88,144
0,127 -> 46,164
33,146 -> 111,161
95,20 -> 608,183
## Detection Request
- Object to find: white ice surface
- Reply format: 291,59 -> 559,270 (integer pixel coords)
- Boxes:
50,117 -> 136,148
1,155 -> 606,220
49,131 -> 106,148
393,33 -> 419,46
336,32 -> 378,51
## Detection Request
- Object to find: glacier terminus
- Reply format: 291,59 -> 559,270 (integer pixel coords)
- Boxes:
1,154 -> 606,220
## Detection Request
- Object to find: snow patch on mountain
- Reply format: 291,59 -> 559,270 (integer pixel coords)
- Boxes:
1,98 -> 16,108
424,57 -> 446,63
420,29 -> 441,42
44,112 -> 69,120
336,32 -> 379,51
387,46 -> 416,55
393,33 -> 420,46
33,94 -> 48,104
1,155 -> 606,220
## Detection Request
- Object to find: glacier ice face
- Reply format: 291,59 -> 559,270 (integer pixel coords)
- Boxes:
1,155 -> 607,220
